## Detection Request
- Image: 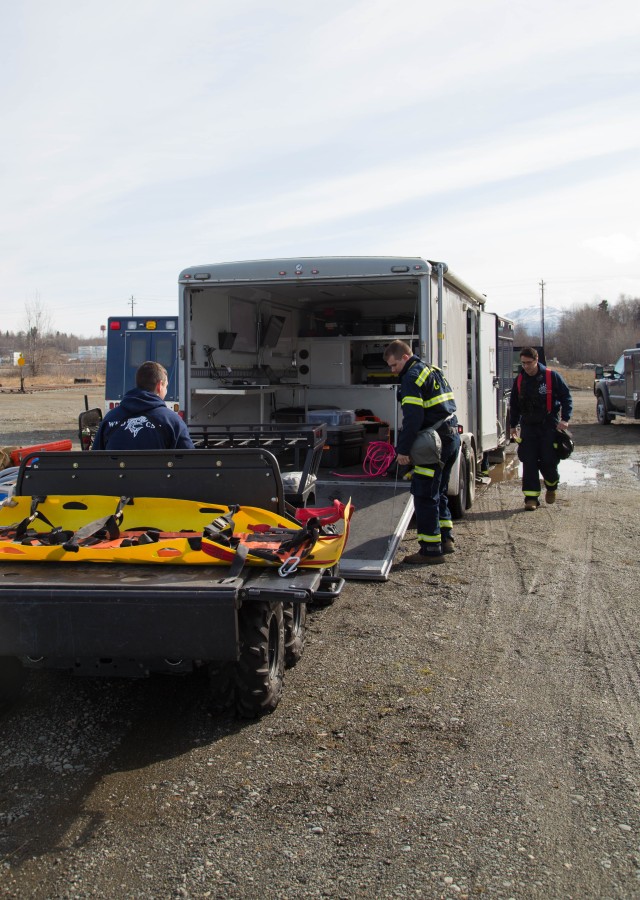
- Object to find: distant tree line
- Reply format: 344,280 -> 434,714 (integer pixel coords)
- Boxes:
0,328 -> 90,357
514,295 -> 640,366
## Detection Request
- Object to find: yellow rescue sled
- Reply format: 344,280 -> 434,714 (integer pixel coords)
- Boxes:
0,494 -> 353,575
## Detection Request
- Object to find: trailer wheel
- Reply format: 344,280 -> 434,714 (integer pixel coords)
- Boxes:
0,658 -> 26,709
284,601 -> 306,667
596,394 -> 612,425
449,452 -> 467,519
234,601 -> 284,718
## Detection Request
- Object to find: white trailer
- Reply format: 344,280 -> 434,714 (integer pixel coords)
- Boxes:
178,257 -> 513,579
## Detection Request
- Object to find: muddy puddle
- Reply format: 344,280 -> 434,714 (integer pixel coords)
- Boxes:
487,455 -> 614,486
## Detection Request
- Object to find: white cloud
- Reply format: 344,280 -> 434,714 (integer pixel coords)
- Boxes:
183,95 -> 639,245
584,233 -> 640,265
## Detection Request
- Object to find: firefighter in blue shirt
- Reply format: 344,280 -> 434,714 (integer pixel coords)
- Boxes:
92,361 -> 195,451
509,347 -> 572,510
384,340 -> 460,565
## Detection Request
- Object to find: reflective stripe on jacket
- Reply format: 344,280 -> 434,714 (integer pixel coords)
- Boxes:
396,357 -> 457,456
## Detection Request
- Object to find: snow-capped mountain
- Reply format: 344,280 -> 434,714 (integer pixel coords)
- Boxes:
505,306 -> 564,335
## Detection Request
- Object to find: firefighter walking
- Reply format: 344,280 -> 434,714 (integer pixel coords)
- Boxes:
509,347 -> 573,510
384,340 -> 461,565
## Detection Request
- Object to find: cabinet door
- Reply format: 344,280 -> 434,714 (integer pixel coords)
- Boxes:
299,341 -> 350,385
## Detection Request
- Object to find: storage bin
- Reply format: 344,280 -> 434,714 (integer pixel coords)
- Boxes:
360,420 -> 391,446
319,424 -> 365,468
272,406 -> 307,424
306,409 -> 356,426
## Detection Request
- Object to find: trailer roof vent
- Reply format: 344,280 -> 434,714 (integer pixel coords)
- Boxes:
390,265 -> 410,273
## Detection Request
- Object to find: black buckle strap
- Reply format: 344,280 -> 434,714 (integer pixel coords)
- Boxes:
227,542 -> 248,578
62,496 -> 131,553
15,496 -> 55,538
203,507 -> 238,546
0,496 -> 62,543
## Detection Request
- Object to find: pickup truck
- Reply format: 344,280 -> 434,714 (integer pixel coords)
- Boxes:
0,448 -> 344,717
593,347 -> 640,424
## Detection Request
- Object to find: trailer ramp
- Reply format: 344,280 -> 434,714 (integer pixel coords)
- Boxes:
314,477 -> 413,581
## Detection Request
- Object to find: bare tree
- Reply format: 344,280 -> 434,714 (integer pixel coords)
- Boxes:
24,295 -> 53,377
550,297 -> 640,366
613,294 -> 640,327
513,325 -> 540,346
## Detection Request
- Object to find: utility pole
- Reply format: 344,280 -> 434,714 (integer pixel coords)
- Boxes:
539,279 -> 545,349
129,295 -> 136,316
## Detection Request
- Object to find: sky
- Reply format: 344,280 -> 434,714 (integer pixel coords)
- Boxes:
1,0 -> 639,337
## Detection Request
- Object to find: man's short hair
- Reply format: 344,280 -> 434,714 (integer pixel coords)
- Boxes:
383,339 -> 413,361
519,347 -> 539,361
136,361 -> 168,392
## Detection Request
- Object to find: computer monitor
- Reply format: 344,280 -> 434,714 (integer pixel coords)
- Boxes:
261,315 -> 286,348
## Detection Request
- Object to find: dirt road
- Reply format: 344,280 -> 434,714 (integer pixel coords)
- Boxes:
0,388 -> 639,899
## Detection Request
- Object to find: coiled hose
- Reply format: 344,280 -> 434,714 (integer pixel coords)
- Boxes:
331,441 -> 397,478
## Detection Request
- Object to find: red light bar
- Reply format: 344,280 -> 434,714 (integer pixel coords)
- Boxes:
109,321 -> 121,330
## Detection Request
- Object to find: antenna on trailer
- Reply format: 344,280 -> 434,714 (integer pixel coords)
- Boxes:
539,279 -> 545,349
129,295 -> 136,315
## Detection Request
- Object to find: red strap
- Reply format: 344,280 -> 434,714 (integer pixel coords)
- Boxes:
295,500 -> 348,525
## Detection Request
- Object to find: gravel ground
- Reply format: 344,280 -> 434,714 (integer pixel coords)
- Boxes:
0,387 -> 639,899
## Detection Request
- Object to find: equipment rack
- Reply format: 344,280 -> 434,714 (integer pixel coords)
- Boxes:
188,423 -> 326,507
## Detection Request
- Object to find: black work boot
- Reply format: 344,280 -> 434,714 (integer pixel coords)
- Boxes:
403,552 -> 445,566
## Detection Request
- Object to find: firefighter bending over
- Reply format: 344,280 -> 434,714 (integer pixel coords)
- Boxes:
384,340 -> 460,566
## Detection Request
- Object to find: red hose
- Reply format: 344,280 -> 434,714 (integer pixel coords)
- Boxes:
331,441 -> 396,478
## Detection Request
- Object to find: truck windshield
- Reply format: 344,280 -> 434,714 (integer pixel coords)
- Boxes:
614,354 -> 624,376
